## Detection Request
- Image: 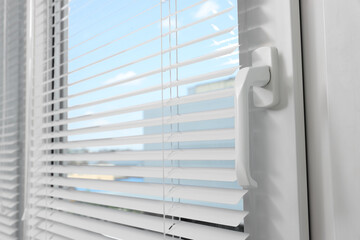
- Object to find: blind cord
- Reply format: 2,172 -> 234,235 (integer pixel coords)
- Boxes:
167,0 -> 175,238
160,0 -> 166,239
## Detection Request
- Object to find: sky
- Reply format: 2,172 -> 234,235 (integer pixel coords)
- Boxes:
65,0 -> 239,148
63,0 -> 243,211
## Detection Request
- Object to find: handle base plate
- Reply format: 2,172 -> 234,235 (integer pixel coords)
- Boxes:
252,47 -> 279,108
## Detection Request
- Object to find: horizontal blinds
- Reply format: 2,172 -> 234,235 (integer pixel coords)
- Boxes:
28,0 -> 248,239
0,0 -> 25,240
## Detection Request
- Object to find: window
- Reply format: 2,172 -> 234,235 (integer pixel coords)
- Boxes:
0,0 -> 309,239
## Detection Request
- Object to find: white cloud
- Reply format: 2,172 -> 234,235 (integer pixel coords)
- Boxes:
211,36 -> 238,46
103,71 -> 138,85
211,23 -> 220,31
84,111 -> 94,115
195,1 -> 219,19
89,118 -> 111,127
162,17 -> 177,29
212,40 -> 220,46
216,43 -> 238,51
216,50 -> 239,59
223,58 -> 239,65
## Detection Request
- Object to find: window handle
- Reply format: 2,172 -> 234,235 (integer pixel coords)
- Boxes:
235,47 -> 279,187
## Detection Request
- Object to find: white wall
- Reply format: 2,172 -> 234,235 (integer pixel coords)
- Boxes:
301,1 -> 360,239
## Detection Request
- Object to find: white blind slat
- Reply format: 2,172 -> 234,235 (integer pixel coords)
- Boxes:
0,192 -> 18,200
39,128 -> 235,150
0,232 -> 16,240
32,188 -> 247,226
31,176 -> 246,204
37,148 -> 235,162
0,224 -> 17,236
31,210 -> 174,240
34,199 -> 248,240
0,216 -> 17,227
32,165 -> 236,181
0,183 -> 18,191
36,221 -> 110,240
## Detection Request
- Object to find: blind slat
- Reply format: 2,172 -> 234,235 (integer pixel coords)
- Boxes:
0,200 -> 18,209
31,176 -> 246,204
0,158 -> 18,163
0,232 -> 16,240
33,188 -> 246,226
40,128 -> 235,150
34,199 -> 248,240
29,226 -> 73,240
37,148 -> 235,162
0,174 -> 18,181
0,192 -> 18,200
32,165 -> 237,182
0,166 -> 18,172
0,183 -> 18,190
36,221 -> 111,240
31,209 -> 174,240
0,149 -> 18,155
0,216 -> 17,227
0,224 -> 17,236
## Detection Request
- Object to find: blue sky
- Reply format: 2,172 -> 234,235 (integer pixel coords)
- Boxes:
65,0 -> 239,149
65,0 -> 243,211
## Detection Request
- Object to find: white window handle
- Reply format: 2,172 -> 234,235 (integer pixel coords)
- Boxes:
235,47 -> 279,188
